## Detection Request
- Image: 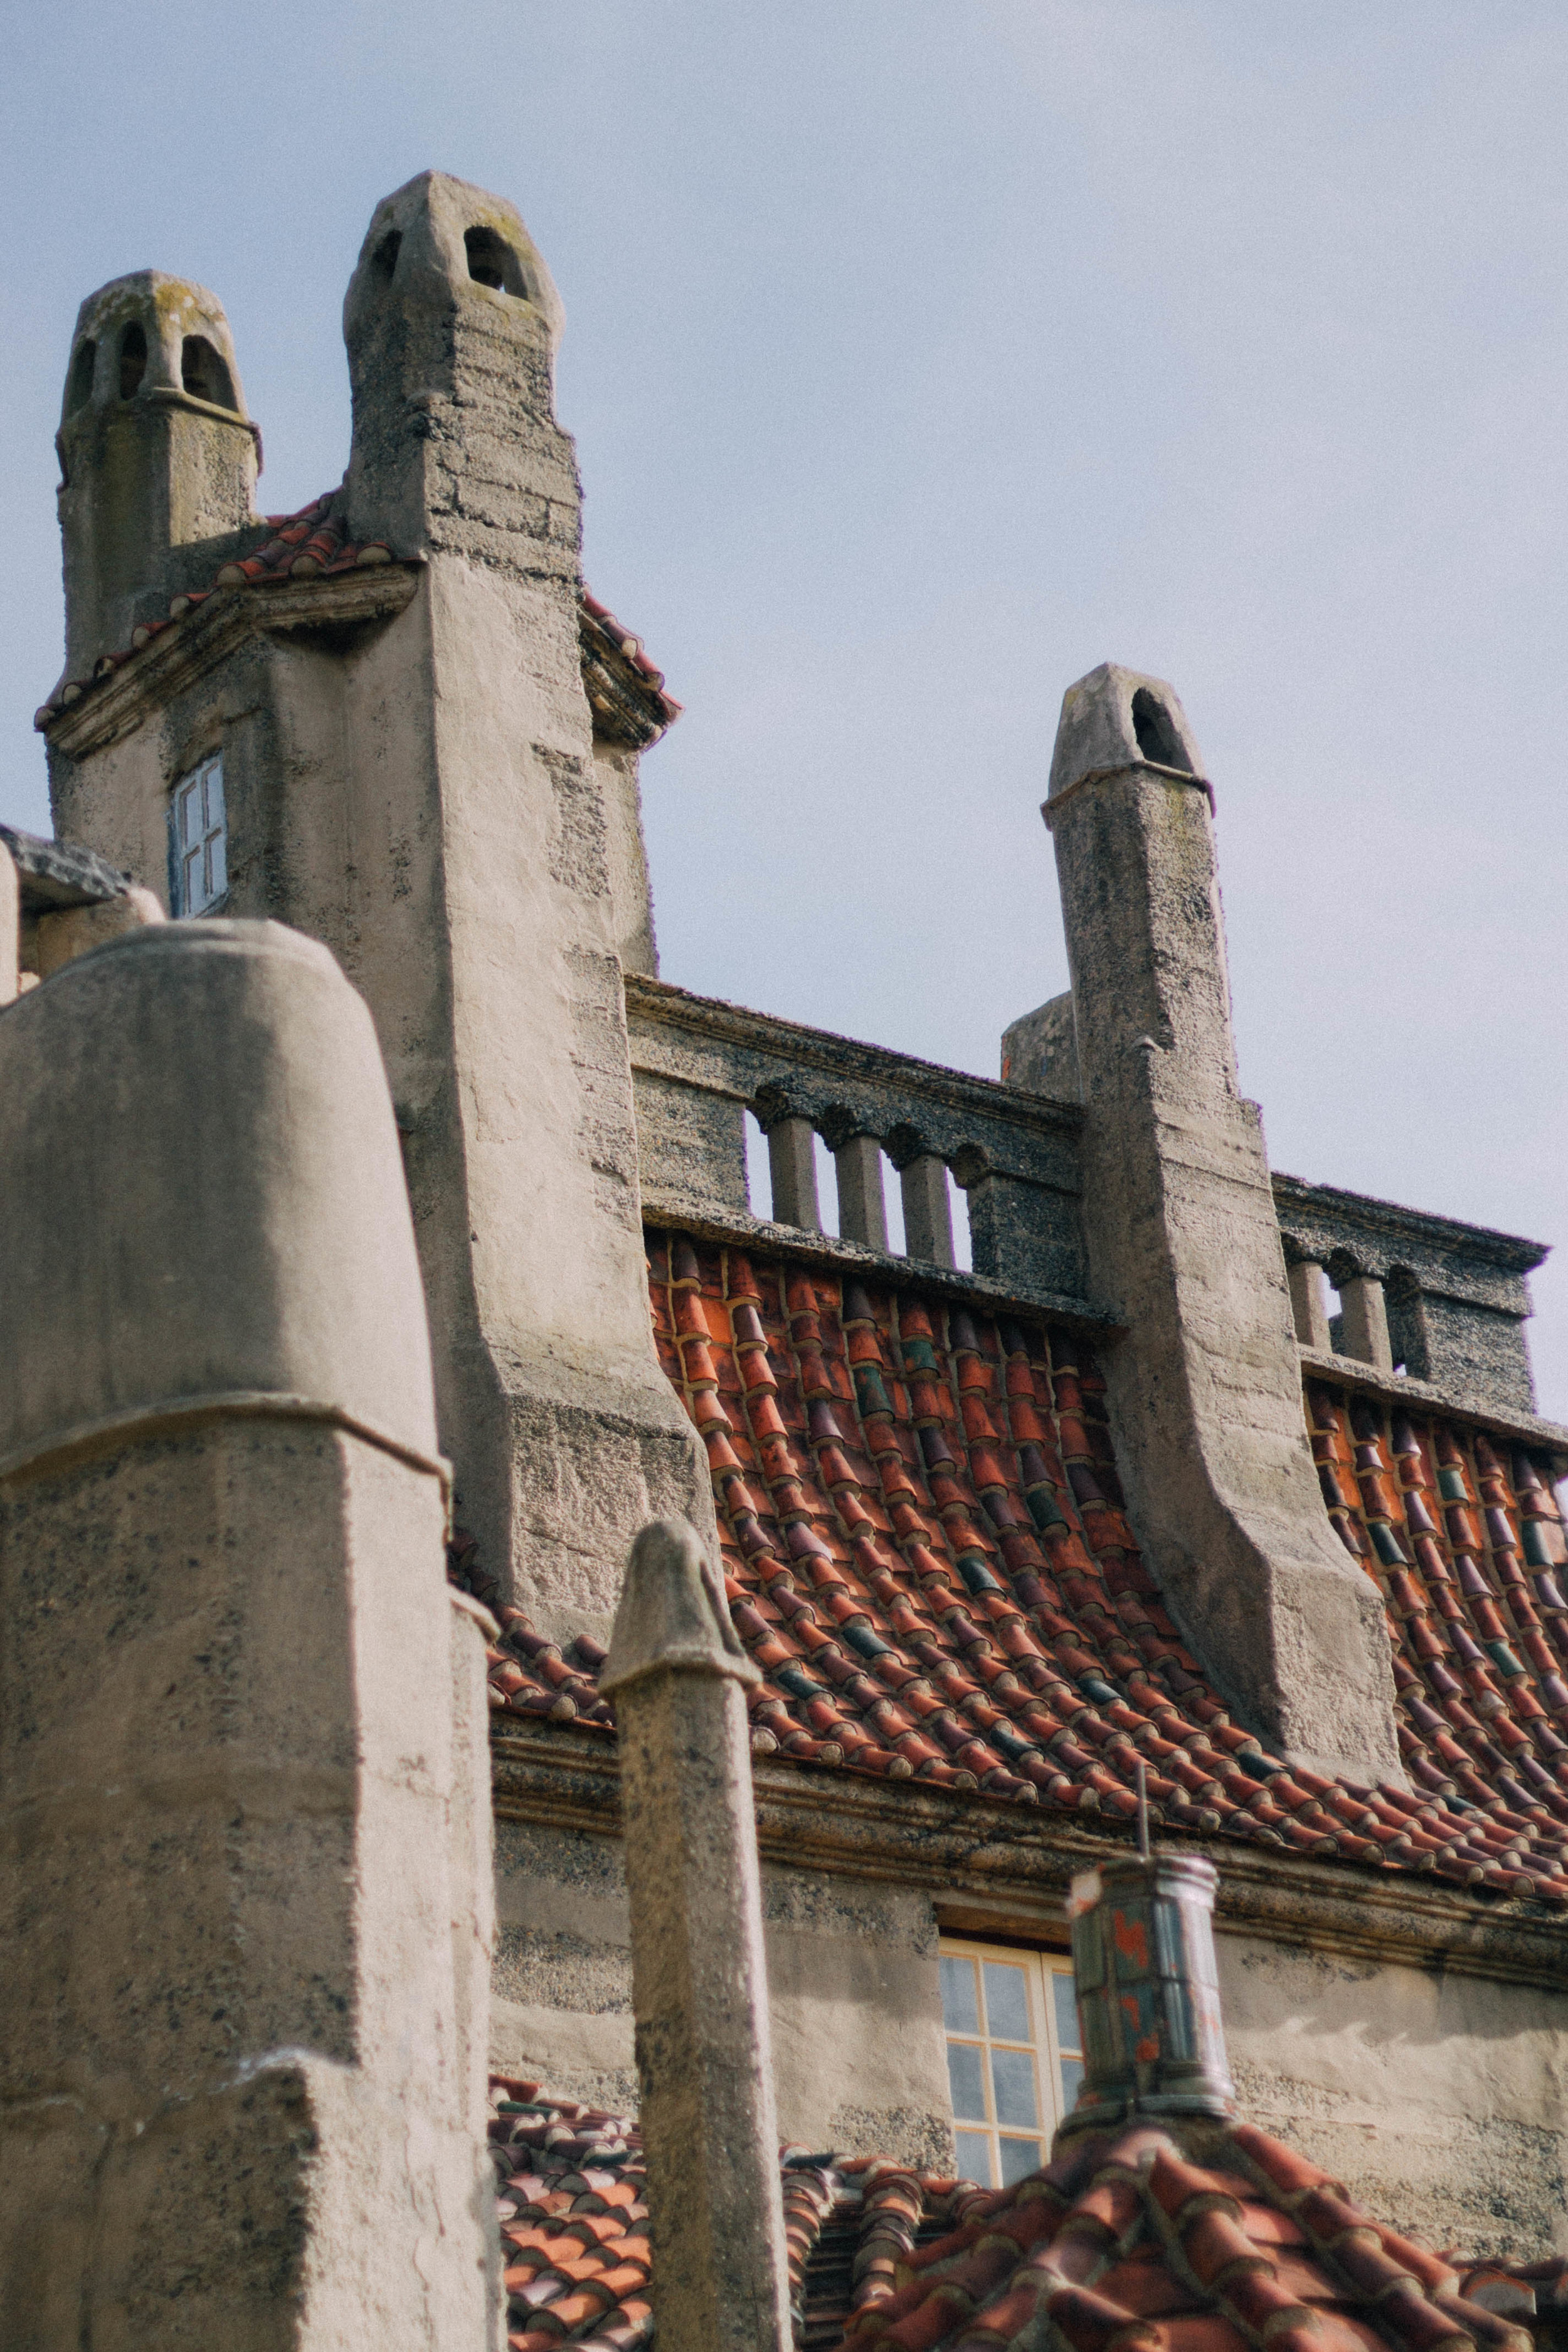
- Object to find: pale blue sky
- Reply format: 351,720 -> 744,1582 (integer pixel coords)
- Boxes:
5,4 -> 1567,1409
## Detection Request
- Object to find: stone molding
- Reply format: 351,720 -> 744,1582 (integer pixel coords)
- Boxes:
0,1387 -> 453,1493
639,1200 -> 1120,1332
41,564 -> 421,758
491,1722 -> 1568,1993
627,973 -> 1084,1140
1296,1347 -> 1568,1465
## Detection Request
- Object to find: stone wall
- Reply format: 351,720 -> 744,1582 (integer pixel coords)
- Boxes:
489,1816 -> 1568,2257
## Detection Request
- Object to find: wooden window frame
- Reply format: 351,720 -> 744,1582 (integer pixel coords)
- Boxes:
939,1936 -> 1084,2188
171,754 -> 227,918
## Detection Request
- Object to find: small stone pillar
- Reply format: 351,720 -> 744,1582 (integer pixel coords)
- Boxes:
1288,1258 -> 1332,1353
0,919 -> 496,2350
1340,1273 -> 1394,1371
1044,664 -> 1400,1784
834,1131 -> 889,1250
0,844 -> 17,1007
899,1153 -> 955,1267
601,1520 -> 792,2352
766,1114 -> 822,1230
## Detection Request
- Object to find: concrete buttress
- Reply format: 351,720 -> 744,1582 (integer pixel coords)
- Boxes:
338,171 -> 714,1628
601,1520 -> 793,2352
1044,663 -> 1401,1784
0,919 -> 499,2351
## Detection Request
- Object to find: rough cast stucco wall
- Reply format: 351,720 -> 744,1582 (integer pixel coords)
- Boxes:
491,1823 -> 1568,2254
1217,1931 -> 1568,2260
490,1823 -> 954,2171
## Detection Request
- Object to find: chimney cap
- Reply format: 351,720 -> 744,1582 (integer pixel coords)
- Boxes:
1047,662 -> 1205,803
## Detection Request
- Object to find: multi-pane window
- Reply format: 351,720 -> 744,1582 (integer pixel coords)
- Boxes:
940,1939 -> 1084,2187
172,755 -> 227,916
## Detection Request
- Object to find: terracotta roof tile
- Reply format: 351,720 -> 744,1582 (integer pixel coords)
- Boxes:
459,1234 -> 1568,1910
819,2120 -> 1529,2352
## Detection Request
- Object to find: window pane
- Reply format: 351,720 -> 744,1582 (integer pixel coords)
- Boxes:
940,1954 -> 980,2036
983,1962 -> 1031,2045
990,2046 -> 1039,2129
1052,1971 -> 1082,2056
184,848 -> 202,910
204,759 -> 225,825
946,2040 -> 986,2121
954,2129 -> 993,2186
181,784 -> 203,847
208,825 -> 226,899
999,2136 -> 1046,2186
1059,2055 -> 1085,2114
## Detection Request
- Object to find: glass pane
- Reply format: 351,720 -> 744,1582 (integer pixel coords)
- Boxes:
940,1954 -> 979,2036
1051,1971 -> 1082,2055
999,2136 -> 1046,2186
204,759 -> 225,824
1059,2055 -> 1085,2114
181,783 -> 203,847
983,1961 -> 1031,2045
946,2040 -> 986,2121
990,2046 -> 1039,2129
208,824 -> 227,899
184,848 -> 203,911
954,2129 -> 993,2186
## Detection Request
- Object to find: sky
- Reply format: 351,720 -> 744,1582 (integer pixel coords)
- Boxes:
4,4 -> 1567,1411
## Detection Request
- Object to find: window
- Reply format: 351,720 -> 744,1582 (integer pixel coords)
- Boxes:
172,756 -> 227,916
940,1939 -> 1084,2187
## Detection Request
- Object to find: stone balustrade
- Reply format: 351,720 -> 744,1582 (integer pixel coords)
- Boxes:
625,975 -> 1551,1425
624,974 -> 1090,1313
1274,1172 -> 1547,1414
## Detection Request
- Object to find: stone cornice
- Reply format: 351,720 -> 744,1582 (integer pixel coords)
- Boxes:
1273,1170 -> 1549,1279
1296,1346 -> 1568,1463
638,1200 -> 1121,1334
625,974 -> 1085,1143
41,565 -> 421,758
490,1722 -> 1568,1993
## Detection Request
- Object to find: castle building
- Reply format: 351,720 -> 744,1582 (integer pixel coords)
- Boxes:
6,171 -> 1568,2344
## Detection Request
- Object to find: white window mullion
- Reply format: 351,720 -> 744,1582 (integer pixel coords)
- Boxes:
171,755 -> 228,918
939,1937 -> 1085,2188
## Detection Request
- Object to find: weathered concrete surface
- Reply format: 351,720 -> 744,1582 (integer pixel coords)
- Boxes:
1045,663 -> 1401,1785
0,844 -> 16,1006
56,272 -> 261,683
0,920 -> 495,2350
490,1823 -> 953,2166
1001,988 -> 1081,1098
48,174 -> 715,1626
34,883 -> 163,976
602,1520 -> 791,2352
1217,1929 -> 1568,2259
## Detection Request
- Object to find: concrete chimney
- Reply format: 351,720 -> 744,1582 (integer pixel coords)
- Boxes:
56,271 -> 260,679
1044,663 -> 1401,1786
0,920 -> 497,2349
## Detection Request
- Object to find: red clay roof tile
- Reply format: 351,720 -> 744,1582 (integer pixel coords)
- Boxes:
458,1234 -> 1568,1912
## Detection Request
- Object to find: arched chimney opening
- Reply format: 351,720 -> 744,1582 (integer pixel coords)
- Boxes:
118,321 -> 147,401
181,336 -> 236,410
66,339 -> 96,415
371,228 -> 402,283
1131,687 -> 1190,773
464,225 -> 525,297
